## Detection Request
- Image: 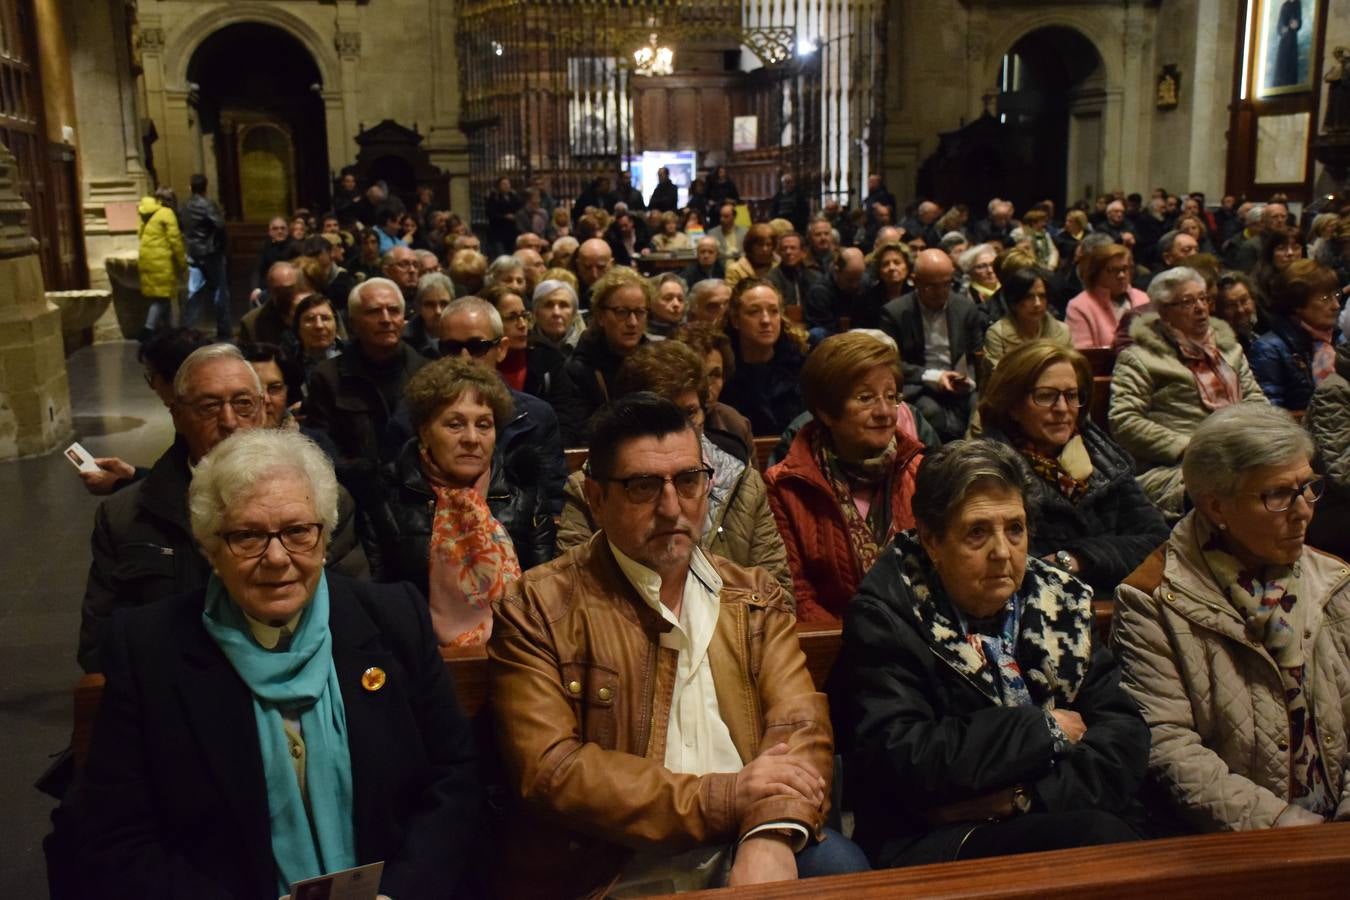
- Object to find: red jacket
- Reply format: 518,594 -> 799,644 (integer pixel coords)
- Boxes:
764,421 -> 924,623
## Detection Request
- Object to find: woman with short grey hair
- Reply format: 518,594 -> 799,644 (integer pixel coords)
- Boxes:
832,439 -> 1149,868
1113,403 -> 1350,833
530,278 -> 583,352
1109,265 -> 1266,518
74,427 -> 484,895
484,254 -> 527,293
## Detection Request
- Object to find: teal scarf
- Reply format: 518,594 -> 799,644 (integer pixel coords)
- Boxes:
201,572 -> 356,892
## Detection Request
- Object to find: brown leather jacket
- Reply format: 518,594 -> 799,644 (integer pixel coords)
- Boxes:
487,534 -> 833,899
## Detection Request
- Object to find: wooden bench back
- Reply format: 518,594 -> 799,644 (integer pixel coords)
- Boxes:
70,626 -> 847,769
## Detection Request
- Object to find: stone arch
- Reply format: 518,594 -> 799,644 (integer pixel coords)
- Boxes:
162,3 -> 339,92
983,15 -> 1118,94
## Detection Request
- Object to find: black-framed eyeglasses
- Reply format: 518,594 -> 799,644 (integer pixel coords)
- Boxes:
218,523 -> 324,558
442,337 -> 501,358
605,306 -> 648,321
596,466 -> 714,504
1251,477 -> 1324,513
180,394 -> 261,420
502,311 -> 533,325
1162,293 -> 1207,311
1030,388 -> 1082,408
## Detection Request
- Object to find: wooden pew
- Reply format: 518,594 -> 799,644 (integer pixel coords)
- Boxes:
1089,375 -> 1112,431
69,625 -> 848,769
657,822 -> 1350,898
752,435 -> 778,472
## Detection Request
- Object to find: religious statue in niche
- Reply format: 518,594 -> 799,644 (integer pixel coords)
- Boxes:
1156,65 -> 1181,110
1325,47 -> 1350,133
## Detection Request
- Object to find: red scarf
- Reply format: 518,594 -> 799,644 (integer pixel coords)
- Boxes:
1165,323 -> 1240,412
499,347 -> 528,392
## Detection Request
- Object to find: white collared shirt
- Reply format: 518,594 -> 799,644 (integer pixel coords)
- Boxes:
610,542 -> 743,776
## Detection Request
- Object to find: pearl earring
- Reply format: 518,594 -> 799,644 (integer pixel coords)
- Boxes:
1218,523 -> 1228,531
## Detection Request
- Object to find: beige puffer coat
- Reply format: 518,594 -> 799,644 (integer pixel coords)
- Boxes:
1108,315 -> 1265,514
556,446 -> 794,604
1113,512 -> 1350,831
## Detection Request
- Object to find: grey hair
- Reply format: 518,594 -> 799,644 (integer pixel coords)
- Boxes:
1182,403 -> 1313,500
958,243 -> 997,273
173,343 -> 261,400
911,439 -> 1037,537
1146,266 -> 1204,306
1156,230 -> 1183,257
532,279 -> 577,312
689,278 -> 727,310
940,232 -> 967,252
380,248 -> 413,269
1080,233 -> 1114,254
848,327 -> 898,353
348,276 -> 405,314
1245,204 -> 1265,226
653,271 -> 688,293
442,296 -> 503,338
484,254 -> 525,287
416,272 -> 454,303
552,235 -> 579,255
414,249 -> 439,265
188,428 -> 340,555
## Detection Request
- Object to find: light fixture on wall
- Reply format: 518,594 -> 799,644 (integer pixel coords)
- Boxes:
633,33 -> 673,77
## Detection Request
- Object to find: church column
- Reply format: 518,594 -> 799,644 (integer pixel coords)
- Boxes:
425,0 -> 471,215
1115,5 -> 1155,192
137,17 -> 173,188
333,1 -> 363,172
0,142 -> 72,459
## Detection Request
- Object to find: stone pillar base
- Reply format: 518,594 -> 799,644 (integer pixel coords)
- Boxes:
0,253 -> 73,459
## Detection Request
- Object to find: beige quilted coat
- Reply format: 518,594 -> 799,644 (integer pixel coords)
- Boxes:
1113,512 -> 1350,831
1108,315 -> 1265,515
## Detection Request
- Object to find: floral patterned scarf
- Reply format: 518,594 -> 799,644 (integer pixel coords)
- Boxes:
420,446 -> 522,648
1165,323 -> 1240,412
1014,432 -> 1092,503
1297,319 -> 1336,385
811,426 -> 898,579
1196,516 -> 1332,815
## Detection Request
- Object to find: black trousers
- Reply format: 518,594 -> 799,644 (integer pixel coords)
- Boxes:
880,810 -> 1140,868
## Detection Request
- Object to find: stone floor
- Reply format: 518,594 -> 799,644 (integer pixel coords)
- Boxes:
0,341 -> 172,898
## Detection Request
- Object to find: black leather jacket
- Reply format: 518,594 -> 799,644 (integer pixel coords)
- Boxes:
359,439 -> 556,597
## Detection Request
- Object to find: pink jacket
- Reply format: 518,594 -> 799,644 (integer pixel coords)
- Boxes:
1066,286 -> 1150,349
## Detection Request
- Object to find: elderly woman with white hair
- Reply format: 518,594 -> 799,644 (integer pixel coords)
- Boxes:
1114,403 -> 1350,833
484,254 -> 527,295
530,278 -> 584,353
71,428 -> 481,899
1108,265 -> 1266,517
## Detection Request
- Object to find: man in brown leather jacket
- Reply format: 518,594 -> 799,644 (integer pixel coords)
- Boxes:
488,394 -> 864,898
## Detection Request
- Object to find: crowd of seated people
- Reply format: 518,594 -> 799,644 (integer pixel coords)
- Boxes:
59,173 -> 1350,898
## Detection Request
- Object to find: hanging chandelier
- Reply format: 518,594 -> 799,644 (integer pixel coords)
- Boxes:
633,32 -> 674,77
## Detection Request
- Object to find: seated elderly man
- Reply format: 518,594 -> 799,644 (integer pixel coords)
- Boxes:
687,278 -> 733,327
80,344 -> 363,673
303,278 -> 429,493
878,249 -> 985,442
237,261 -> 299,346
488,393 -> 867,899
831,440 -> 1149,869
680,236 -> 727,286
1109,266 -> 1265,518
382,244 -> 422,306
804,248 -> 866,341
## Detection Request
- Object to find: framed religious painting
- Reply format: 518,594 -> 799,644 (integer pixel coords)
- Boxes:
1255,0 -> 1319,98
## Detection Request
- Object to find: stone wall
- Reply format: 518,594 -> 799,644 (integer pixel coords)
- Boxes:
0,143 -> 72,460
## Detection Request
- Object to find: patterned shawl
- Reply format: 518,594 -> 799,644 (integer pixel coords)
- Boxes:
1165,323 -> 1240,411
420,446 -> 521,647
811,426 -> 898,579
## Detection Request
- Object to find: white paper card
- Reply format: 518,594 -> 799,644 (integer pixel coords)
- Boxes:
289,861 -> 384,900
64,442 -> 100,474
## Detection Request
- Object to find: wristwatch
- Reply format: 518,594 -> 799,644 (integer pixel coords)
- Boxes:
1053,550 -> 1075,572
1011,784 -> 1033,815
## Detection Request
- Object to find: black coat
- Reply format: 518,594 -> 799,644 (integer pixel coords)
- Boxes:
523,341 -> 589,449
720,334 -> 805,436
982,421 -> 1170,596
877,291 -> 985,402
359,439 -> 556,593
564,328 -> 648,434
69,574 -> 482,900
179,193 -> 226,262
79,437 -> 365,673
303,344 -> 429,497
830,537 -> 1150,868
648,180 -> 678,213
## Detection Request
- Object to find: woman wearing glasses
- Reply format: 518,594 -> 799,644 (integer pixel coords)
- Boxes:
72,428 -> 482,898
360,357 -> 553,643
1249,260 -> 1343,412
1065,241 -> 1149,350
978,341 -> 1167,596
565,267 -> 652,433
1113,403 -> 1350,832
765,332 -> 925,623
1109,266 -> 1266,518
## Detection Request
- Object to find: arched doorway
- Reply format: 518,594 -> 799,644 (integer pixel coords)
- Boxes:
187,23 -> 330,221
996,27 -> 1103,213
